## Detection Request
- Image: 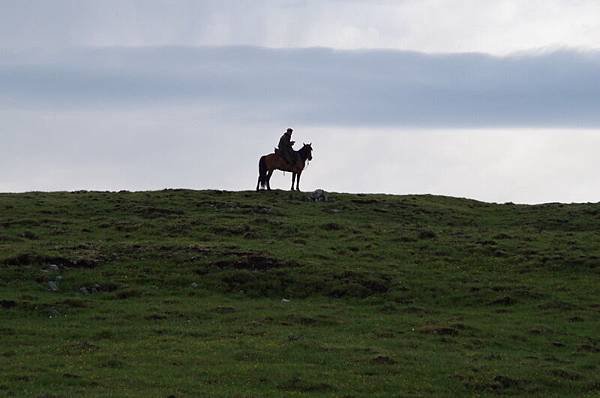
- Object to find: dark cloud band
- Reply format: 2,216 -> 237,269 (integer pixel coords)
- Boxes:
2,46 -> 600,128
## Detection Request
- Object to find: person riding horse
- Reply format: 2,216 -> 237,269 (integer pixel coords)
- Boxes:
278,128 -> 298,166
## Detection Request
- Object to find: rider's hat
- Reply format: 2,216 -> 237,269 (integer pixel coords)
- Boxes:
286,128 -> 293,133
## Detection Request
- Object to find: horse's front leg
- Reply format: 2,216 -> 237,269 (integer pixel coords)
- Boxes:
296,171 -> 302,191
291,172 -> 296,191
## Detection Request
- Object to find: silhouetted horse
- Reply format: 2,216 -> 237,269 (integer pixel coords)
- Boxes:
256,143 -> 313,191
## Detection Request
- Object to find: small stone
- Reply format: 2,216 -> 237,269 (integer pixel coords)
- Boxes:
47,307 -> 60,318
309,189 -> 328,202
47,264 -> 60,271
191,282 -> 198,288
56,275 -> 63,280
48,281 -> 59,291
281,298 -> 290,303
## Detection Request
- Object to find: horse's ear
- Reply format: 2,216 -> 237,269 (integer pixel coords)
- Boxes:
303,142 -> 306,146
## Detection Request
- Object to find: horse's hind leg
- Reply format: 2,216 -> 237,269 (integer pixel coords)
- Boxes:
291,173 -> 296,191
256,175 -> 261,191
266,170 -> 274,190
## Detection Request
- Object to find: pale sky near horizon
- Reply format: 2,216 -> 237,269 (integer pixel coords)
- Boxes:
2,0 -> 600,203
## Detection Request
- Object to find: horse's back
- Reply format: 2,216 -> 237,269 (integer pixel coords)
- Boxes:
263,152 -> 279,162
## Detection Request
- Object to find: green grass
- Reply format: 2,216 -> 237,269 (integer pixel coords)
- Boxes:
1,189 -> 599,397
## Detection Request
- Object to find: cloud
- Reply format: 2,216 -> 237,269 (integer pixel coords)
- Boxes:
2,1 -> 600,53
2,46 -> 600,128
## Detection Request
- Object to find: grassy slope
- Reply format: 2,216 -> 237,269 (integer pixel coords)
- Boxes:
0,189 -> 599,397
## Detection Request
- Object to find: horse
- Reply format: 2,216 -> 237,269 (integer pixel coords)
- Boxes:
256,143 -> 313,191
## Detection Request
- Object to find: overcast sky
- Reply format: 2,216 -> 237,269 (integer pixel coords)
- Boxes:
2,0 -> 600,203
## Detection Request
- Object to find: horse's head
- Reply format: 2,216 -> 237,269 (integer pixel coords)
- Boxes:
302,142 -> 313,161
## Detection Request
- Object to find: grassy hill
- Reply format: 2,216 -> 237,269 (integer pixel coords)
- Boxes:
1,189 -> 599,397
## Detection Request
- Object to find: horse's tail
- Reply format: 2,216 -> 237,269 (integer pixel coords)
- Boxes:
258,156 -> 267,188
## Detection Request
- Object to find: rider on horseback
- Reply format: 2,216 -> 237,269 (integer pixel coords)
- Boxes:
258,134 -> 313,191
278,128 -> 298,166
